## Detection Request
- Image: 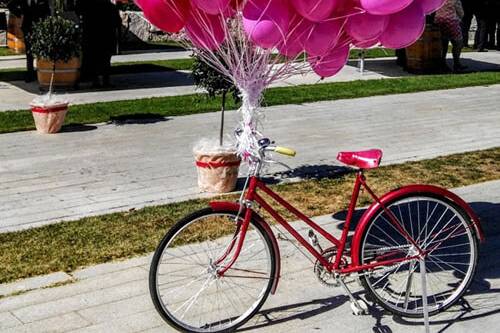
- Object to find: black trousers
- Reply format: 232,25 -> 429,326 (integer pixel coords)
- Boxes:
461,3 -> 475,46
475,13 -> 489,50
22,29 -> 35,75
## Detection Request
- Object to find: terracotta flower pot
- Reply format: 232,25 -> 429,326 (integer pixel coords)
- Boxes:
195,151 -> 241,193
30,102 -> 69,134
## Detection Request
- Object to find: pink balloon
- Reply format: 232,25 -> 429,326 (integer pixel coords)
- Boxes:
360,0 -> 413,15
192,0 -> 231,15
135,0 -> 190,33
346,13 -> 389,43
243,0 -> 291,49
291,0 -> 340,22
310,45 -> 350,77
278,15 -> 312,57
304,19 -> 344,56
416,0 -> 445,14
352,38 -> 379,48
186,8 -> 226,50
379,1 -> 425,49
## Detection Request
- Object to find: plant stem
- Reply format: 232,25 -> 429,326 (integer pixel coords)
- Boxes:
49,62 -> 56,99
220,91 -> 226,147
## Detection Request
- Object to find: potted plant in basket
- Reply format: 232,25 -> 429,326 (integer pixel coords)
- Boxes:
29,15 -> 81,90
28,15 -> 81,134
191,54 -> 241,193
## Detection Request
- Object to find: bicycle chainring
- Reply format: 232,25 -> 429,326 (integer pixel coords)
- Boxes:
314,248 -> 346,288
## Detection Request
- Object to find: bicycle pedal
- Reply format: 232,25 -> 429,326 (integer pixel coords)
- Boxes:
308,230 -> 323,253
350,300 -> 369,316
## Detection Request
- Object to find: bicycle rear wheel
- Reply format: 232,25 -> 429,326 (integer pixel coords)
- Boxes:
359,194 -> 478,317
150,208 -> 276,332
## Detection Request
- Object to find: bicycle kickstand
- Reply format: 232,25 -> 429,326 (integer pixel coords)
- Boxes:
338,278 -> 369,316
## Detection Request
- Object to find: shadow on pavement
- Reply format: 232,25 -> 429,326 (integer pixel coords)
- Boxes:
59,124 -> 98,133
454,57 -> 500,73
108,113 -> 171,125
241,198 -> 500,332
347,57 -> 500,77
7,70 -> 194,94
239,295 -> 351,332
347,58 -> 411,78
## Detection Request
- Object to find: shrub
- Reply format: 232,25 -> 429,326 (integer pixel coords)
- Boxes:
192,54 -> 239,146
28,15 -> 81,64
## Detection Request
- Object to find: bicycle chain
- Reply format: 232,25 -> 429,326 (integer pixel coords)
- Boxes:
355,244 -> 415,278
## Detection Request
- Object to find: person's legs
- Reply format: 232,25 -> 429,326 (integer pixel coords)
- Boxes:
441,38 -> 450,69
88,58 -> 101,88
102,53 -> 112,87
461,5 -> 474,47
476,13 -> 489,51
23,35 -> 36,82
451,38 -> 465,71
487,14 -> 496,48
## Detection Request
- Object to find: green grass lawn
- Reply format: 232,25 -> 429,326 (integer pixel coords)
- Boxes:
0,47 -> 19,57
0,147 -> 498,284
1,71 -> 499,134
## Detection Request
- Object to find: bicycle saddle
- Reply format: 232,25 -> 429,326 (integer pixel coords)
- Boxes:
337,149 -> 383,169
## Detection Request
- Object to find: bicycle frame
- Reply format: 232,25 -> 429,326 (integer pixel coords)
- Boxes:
217,171 -> 423,277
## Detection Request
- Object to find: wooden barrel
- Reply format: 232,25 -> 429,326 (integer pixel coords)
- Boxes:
36,58 -> 81,89
405,24 -> 443,74
7,15 -> 25,54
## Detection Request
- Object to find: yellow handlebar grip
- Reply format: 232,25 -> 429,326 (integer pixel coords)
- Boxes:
275,146 -> 297,157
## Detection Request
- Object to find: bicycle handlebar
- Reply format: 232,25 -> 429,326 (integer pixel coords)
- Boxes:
273,146 -> 297,157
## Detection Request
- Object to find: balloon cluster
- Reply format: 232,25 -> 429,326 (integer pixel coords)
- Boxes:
136,0 -> 445,78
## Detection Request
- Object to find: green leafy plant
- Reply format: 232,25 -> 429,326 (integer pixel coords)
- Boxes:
191,54 -> 239,146
28,15 -> 81,64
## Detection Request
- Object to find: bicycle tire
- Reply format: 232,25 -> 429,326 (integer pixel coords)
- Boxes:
150,208 -> 276,332
358,193 -> 478,318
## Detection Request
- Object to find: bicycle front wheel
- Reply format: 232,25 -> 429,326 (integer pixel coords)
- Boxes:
359,194 -> 478,317
150,208 -> 276,333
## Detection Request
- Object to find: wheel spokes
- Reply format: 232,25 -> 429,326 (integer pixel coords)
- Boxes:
362,197 -> 476,316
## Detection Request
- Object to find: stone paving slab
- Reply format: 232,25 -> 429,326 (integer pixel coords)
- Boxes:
0,51 -> 498,112
0,272 -> 72,297
0,180 -> 498,333
0,84 -> 499,232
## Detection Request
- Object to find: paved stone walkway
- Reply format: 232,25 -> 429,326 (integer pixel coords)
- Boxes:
0,51 -> 498,111
0,180 -> 498,333
0,84 -> 499,232
0,50 -> 192,70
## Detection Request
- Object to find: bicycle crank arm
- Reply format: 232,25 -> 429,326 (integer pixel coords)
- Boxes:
338,278 -> 369,315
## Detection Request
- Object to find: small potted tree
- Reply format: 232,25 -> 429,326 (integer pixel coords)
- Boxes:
29,15 -> 81,90
192,54 -> 241,193
28,15 -> 81,134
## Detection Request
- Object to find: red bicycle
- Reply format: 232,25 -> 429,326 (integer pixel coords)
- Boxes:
150,138 -> 483,333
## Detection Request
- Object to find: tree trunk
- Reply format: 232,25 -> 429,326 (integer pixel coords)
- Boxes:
219,91 -> 226,147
